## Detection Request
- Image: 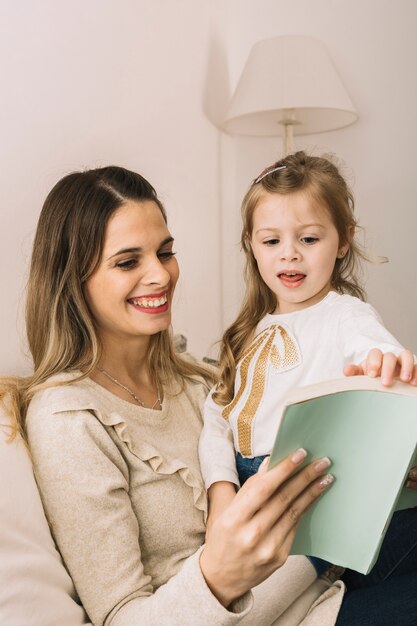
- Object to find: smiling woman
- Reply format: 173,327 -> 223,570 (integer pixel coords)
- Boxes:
0,164 -> 348,625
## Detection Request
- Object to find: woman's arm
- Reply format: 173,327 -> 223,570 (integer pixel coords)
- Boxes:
200,451 -> 334,607
27,408 -> 333,625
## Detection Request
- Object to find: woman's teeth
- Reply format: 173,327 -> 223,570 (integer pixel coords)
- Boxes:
132,295 -> 167,308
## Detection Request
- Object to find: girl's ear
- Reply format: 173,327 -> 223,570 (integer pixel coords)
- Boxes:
337,226 -> 355,258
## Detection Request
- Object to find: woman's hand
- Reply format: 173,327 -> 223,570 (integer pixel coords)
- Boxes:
344,349 -> 417,386
406,466 -> 417,490
199,450 -> 333,608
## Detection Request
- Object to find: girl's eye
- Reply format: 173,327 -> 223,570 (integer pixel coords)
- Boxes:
264,239 -> 280,246
158,251 -> 176,262
301,236 -> 319,245
116,259 -> 138,270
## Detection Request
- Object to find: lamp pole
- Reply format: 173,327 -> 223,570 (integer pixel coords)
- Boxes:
279,108 -> 299,156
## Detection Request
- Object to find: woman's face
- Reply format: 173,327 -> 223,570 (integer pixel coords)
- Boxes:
85,200 -> 179,346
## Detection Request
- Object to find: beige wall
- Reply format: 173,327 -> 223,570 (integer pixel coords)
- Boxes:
0,0 -> 416,375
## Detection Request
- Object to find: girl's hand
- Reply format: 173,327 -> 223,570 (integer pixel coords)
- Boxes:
344,349 -> 417,386
406,466 -> 417,490
199,450 -> 333,608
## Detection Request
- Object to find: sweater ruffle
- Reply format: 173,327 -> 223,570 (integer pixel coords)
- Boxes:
29,373 -> 208,519
97,409 -> 208,518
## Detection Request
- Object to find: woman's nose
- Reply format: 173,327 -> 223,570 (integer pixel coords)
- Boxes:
143,257 -> 171,286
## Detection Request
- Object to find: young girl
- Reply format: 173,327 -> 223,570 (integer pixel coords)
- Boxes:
200,151 -> 416,495
199,152 -> 417,593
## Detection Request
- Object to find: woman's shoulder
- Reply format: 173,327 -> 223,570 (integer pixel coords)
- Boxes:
27,371 -> 106,419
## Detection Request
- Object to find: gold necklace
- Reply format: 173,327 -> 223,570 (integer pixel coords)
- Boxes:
98,368 -> 161,410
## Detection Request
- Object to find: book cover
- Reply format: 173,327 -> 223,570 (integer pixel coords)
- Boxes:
269,376 -> 417,574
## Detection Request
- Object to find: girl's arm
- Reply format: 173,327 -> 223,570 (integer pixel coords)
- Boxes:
206,481 -> 237,538
199,390 -> 241,530
199,390 -> 240,490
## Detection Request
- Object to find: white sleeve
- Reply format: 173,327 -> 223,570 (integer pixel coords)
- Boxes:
198,389 -> 240,490
339,300 -> 413,364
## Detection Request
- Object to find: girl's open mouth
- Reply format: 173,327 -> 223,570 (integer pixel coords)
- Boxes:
278,272 -> 306,288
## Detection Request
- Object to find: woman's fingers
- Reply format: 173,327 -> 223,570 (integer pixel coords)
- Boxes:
231,448 -> 309,523
200,449 -> 334,607
235,455 -> 334,557
238,463 -> 334,572
252,457 -> 334,540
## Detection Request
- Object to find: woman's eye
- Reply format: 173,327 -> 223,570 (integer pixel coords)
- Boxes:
116,259 -> 138,270
158,251 -> 176,262
301,236 -> 319,245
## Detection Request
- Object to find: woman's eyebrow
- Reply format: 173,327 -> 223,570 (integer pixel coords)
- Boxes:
107,237 -> 174,260
107,246 -> 141,260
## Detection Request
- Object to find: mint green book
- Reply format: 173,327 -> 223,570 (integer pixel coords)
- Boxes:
269,376 -> 417,574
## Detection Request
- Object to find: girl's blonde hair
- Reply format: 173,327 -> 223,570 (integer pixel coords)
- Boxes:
213,151 -> 366,406
2,166 -> 216,440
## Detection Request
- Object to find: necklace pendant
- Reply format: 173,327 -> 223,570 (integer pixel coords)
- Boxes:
98,367 -> 161,409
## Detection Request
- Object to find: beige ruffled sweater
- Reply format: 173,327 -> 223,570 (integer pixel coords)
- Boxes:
26,371 -> 344,625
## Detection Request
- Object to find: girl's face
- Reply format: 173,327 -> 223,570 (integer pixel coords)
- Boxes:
85,200 -> 179,347
250,190 -> 348,314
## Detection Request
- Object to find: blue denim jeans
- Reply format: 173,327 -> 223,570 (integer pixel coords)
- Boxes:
236,452 -> 267,484
336,507 -> 417,625
237,453 -> 417,624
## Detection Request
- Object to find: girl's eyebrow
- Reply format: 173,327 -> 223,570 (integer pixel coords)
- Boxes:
107,236 -> 174,260
255,223 -> 325,234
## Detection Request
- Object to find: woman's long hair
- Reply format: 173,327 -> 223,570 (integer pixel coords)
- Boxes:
213,151 -> 367,406
2,166 -> 216,439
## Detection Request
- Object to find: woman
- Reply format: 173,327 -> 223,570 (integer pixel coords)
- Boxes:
2,166 -> 416,625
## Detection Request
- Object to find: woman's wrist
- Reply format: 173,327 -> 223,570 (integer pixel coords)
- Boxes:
199,546 -> 242,608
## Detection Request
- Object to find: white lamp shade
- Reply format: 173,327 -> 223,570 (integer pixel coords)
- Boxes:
223,36 -> 358,137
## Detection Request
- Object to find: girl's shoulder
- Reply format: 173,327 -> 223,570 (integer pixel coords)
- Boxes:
330,293 -> 378,317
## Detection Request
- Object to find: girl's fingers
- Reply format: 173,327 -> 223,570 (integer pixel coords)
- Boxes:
412,364 -> 417,386
394,350 -> 417,384
343,363 -> 364,377
380,352 -> 400,386
364,348 -> 384,377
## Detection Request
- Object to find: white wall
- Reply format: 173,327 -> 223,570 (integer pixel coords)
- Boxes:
220,0 -> 417,353
0,0 -> 416,375
0,0 -> 225,373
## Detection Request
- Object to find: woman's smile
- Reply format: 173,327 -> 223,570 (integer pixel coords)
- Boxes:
128,290 -> 169,313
